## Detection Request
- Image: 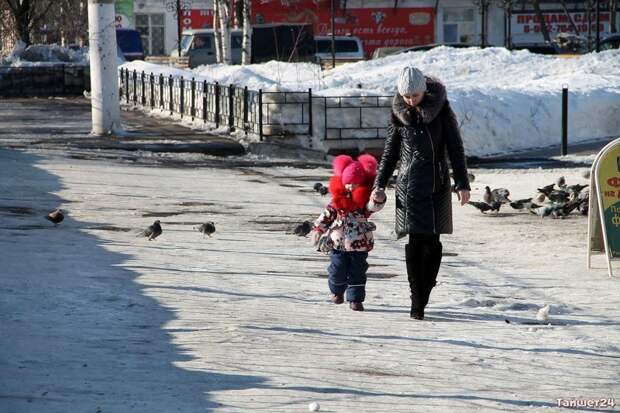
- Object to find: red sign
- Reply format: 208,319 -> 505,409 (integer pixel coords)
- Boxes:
180,9 -> 214,31
253,0 -> 434,57
178,1 -> 435,57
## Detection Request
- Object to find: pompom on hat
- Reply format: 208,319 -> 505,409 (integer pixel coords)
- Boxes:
341,162 -> 366,185
397,66 -> 427,96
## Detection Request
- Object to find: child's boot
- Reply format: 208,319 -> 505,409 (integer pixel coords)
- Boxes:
331,293 -> 344,304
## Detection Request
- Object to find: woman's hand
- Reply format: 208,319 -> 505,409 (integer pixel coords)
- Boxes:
456,189 -> 470,206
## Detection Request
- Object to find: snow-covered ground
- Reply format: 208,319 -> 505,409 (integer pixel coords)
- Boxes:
121,47 -> 620,157
1,144 -> 619,412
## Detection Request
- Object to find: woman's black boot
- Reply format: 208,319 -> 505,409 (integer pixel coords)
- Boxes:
405,243 -> 425,319
421,240 -> 442,309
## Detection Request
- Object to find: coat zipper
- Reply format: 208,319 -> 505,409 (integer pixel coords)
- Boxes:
425,125 -> 437,233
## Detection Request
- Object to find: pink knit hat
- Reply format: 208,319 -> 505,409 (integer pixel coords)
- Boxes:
341,161 -> 366,185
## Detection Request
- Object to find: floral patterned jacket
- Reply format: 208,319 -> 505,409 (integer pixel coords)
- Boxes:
313,197 -> 385,252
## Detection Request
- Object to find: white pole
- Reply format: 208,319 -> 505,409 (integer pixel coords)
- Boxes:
88,0 -> 122,135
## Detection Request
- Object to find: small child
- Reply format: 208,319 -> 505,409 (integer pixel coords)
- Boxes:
311,154 -> 385,311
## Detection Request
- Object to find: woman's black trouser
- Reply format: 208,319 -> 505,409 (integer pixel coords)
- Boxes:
405,233 -> 442,317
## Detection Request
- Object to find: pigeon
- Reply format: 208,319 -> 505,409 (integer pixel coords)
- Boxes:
566,184 -> 588,195
46,208 -> 64,225
578,199 -> 589,216
491,187 -> 511,204
483,186 -> 493,204
483,186 -> 511,204
318,186 -> 329,196
313,183 -> 324,192
537,184 -> 555,196
553,199 -> 580,218
534,192 -> 547,204
547,190 -> 570,203
530,204 -> 555,218
509,198 -> 533,210
141,220 -> 162,241
467,201 -> 501,214
536,304 -> 550,323
196,222 -> 216,237
293,220 -> 313,237
556,175 -> 566,189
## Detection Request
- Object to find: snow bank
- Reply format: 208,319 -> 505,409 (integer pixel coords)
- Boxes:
120,47 -> 620,157
1,43 -> 89,67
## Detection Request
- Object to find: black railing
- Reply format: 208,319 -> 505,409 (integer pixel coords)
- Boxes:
0,65 -> 90,97
119,68 -> 392,142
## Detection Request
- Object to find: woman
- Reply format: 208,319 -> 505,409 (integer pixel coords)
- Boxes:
372,66 -> 471,320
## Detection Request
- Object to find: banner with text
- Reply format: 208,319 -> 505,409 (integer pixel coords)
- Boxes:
511,10 -> 610,44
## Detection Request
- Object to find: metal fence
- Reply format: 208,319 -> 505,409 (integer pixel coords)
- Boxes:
0,65 -> 90,97
119,68 -> 392,143
319,95 -> 392,141
120,68 -> 313,140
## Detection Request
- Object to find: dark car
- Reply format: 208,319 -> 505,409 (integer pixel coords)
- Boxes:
116,28 -> 145,61
511,43 -> 559,55
600,34 -> 620,51
392,43 -> 472,56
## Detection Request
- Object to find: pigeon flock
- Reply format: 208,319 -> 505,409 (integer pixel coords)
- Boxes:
467,175 -> 590,219
44,208 -> 217,242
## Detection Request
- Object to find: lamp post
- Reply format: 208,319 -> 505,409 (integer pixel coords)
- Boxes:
177,0 -> 182,57
595,0 -> 601,52
331,0 -> 336,68
87,0 -> 121,135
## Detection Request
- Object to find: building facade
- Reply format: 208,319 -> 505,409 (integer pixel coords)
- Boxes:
114,0 -> 617,56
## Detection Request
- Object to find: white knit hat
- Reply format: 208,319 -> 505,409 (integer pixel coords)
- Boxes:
397,66 -> 426,96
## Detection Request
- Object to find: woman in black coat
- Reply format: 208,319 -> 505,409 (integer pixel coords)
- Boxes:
372,67 -> 471,320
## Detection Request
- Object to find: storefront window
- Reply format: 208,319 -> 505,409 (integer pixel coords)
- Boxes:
136,13 -> 165,56
442,8 -> 475,43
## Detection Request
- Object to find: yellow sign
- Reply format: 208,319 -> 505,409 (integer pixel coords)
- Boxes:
587,138 -> 620,276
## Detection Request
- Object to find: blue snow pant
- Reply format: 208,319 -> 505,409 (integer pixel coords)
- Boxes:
328,250 -> 369,303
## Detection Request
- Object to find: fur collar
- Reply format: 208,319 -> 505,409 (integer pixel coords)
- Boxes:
392,77 -> 447,126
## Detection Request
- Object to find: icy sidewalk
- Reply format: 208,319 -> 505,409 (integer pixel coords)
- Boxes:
0,148 -> 619,412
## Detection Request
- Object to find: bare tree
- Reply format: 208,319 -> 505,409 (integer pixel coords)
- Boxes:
241,0 -> 251,65
213,0 -> 222,63
1,0 -> 56,45
530,0 -> 551,42
610,0 -> 617,33
217,0 -> 231,64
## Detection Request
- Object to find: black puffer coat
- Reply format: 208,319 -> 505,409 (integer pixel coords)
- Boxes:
375,78 -> 470,238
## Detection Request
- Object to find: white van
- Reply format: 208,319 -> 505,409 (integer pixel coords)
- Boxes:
314,36 -> 365,61
174,29 -> 243,67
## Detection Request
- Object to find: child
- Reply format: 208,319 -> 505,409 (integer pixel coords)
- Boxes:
311,154 -> 386,311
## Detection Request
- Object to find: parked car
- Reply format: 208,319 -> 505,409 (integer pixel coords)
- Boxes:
116,28 -> 145,61
176,28 -> 243,67
314,35 -> 364,61
393,42 -> 472,56
511,43 -> 559,55
600,34 -> 620,50
175,23 -> 315,68
371,46 -> 405,59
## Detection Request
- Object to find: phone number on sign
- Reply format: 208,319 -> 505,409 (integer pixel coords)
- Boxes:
557,398 -> 616,408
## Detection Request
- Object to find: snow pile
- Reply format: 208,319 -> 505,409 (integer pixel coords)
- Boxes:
120,47 -> 620,156
1,43 -> 89,66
